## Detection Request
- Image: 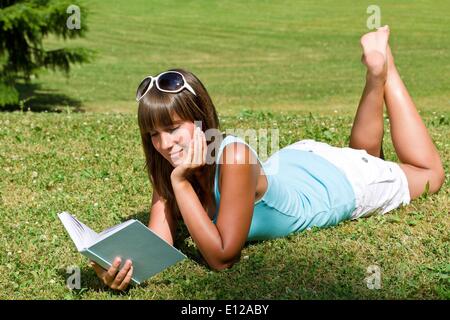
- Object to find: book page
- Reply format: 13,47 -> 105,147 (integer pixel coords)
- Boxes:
58,212 -> 99,250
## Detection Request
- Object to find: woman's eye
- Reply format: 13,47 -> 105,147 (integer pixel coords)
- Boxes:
150,126 -> 180,137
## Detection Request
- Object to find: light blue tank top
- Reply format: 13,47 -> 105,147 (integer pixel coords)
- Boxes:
212,135 -> 356,241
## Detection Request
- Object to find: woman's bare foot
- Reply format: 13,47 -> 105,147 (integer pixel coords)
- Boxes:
360,25 -> 390,82
386,44 -> 396,75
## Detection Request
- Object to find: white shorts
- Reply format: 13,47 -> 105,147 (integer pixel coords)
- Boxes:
284,139 -> 411,219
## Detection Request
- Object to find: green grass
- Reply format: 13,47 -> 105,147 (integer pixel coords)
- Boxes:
1,0 -> 449,299
20,0 -> 450,114
0,110 -> 448,299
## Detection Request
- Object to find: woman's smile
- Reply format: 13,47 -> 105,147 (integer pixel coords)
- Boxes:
170,149 -> 184,159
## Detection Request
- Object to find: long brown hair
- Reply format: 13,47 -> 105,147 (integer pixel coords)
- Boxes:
137,68 -> 223,219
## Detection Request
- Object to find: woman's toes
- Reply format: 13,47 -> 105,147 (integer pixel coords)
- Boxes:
377,25 -> 390,32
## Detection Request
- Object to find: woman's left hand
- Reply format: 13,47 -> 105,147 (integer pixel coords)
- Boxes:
170,126 -> 207,184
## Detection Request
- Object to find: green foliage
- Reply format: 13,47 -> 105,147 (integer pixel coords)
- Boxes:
0,0 -> 92,107
0,80 -> 18,105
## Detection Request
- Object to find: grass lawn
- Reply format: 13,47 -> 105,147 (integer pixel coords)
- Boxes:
19,0 -> 450,114
0,0 -> 449,299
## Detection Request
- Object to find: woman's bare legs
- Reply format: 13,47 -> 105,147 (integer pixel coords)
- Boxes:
350,26 -> 444,199
384,45 -> 445,199
349,26 -> 390,158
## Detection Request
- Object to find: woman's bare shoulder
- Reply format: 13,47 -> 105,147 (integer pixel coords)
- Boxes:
218,142 -> 260,192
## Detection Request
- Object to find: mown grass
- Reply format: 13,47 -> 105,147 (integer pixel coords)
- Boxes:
0,109 -> 448,299
1,0 -> 449,299
18,0 -> 450,114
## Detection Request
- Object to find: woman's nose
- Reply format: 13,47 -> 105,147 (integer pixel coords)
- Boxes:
160,132 -> 175,150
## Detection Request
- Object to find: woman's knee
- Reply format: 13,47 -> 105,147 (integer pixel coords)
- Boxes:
429,165 -> 445,194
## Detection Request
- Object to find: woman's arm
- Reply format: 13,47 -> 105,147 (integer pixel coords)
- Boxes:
171,143 -> 259,270
148,188 -> 178,245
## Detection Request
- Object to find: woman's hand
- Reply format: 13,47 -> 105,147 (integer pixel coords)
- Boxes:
90,257 -> 133,291
170,126 -> 207,184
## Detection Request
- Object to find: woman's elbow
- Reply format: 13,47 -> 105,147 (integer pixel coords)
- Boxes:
207,254 -> 240,271
209,260 -> 235,271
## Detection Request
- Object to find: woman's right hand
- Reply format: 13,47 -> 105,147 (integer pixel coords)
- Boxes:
90,257 -> 133,291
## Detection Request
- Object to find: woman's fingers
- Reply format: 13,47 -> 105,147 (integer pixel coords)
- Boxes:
111,260 -> 132,290
186,138 -> 194,166
193,127 -> 200,165
201,128 -> 207,164
193,127 -> 205,166
193,127 -> 197,165
117,266 -> 134,291
89,258 -> 133,291
183,126 -> 206,169
90,261 -> 104,277
104,257 -> 122,285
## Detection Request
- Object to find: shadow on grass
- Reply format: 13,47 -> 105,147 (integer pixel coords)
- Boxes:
171,245 -> 386,300
56,265 -> 149,298
1,82 -> 84,113
56,265 -> 106,293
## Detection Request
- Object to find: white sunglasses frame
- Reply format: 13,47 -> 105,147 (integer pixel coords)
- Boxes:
136,71 -> 197,102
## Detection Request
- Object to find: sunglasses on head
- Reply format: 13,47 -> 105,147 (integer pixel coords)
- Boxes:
135,71 -> 197,102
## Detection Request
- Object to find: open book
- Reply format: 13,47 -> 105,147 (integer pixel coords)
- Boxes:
58,211 -> 186,284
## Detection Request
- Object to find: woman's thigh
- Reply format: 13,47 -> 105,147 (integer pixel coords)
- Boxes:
398,163 -> 439,200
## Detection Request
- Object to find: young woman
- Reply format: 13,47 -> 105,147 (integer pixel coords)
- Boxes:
91,26 -> 445,291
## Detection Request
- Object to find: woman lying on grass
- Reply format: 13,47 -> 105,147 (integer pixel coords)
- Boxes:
91,26 -> 445,291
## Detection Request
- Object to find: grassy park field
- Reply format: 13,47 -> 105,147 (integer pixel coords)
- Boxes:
0,0 -> 449,299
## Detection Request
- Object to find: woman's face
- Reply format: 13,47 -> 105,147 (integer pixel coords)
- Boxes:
150,114 -> 195,167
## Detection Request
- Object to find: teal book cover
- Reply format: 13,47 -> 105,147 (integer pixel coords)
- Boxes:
58,212 -> 186,284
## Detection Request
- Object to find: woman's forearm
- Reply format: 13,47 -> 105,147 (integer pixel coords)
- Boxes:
171,179 -> 234,269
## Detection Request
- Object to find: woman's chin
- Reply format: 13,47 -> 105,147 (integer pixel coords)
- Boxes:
170,158 -> 183,167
